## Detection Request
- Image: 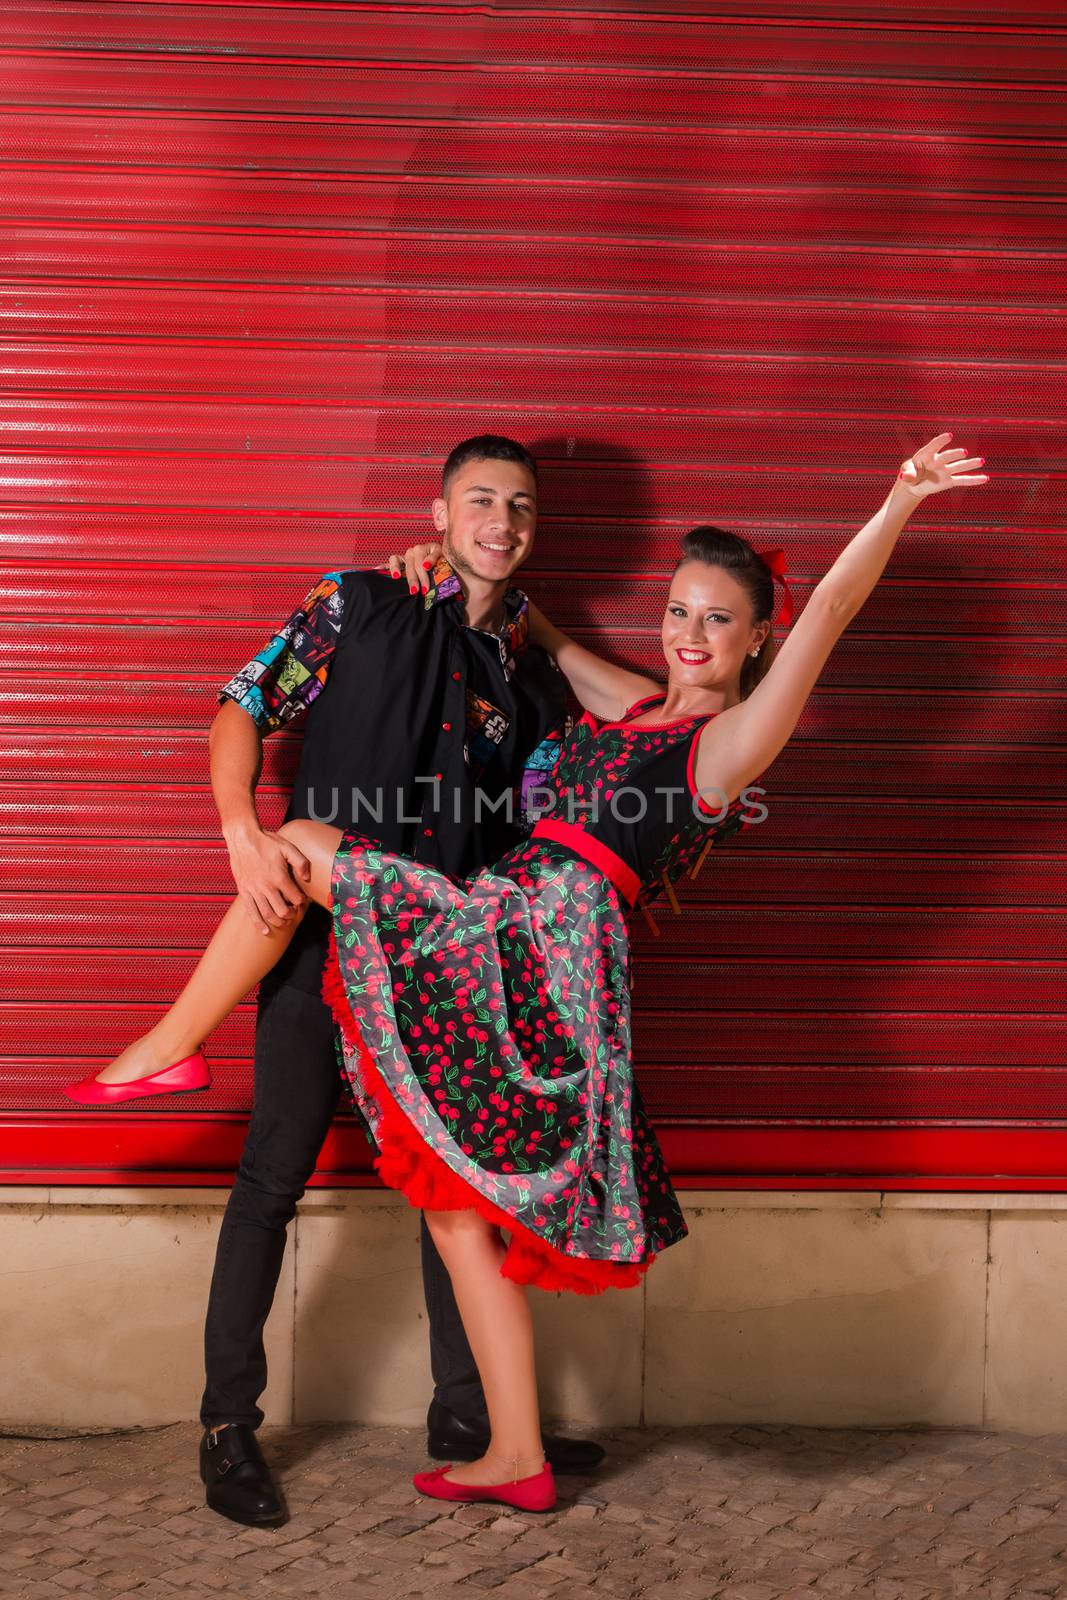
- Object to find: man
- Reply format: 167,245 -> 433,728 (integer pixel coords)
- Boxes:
198,436 -> 605,1526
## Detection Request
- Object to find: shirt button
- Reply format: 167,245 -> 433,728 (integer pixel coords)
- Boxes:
452,671 -> 461,681
434,772 -> 443,781
423,827 -> 433,837
442,721 -> 451,731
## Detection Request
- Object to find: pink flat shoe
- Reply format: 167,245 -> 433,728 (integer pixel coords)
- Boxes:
412,1460 -> 556,1513
63,1050 -> 211,1106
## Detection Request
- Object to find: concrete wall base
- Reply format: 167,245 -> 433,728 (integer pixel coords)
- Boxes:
2,1188 -> 1063,1432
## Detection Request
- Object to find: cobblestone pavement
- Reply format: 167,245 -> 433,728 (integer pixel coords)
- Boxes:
2,1421 -> 1067,1600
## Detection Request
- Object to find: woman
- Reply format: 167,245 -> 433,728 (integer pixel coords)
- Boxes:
65,433 -> 987,1511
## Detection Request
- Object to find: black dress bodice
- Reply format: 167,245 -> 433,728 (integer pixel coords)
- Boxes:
538,692 -> 761,894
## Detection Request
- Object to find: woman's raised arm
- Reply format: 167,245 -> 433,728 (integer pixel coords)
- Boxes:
694,433 -> 990,807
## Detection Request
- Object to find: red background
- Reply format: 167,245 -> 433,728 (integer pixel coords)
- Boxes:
1,1 -> 1064,1187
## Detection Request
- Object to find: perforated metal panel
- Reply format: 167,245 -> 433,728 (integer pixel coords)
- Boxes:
1,1 -> 1064,1185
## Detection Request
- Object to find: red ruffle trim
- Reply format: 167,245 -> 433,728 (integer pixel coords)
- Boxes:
321,931 -> 653,1296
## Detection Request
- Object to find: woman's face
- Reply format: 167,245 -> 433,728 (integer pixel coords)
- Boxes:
661,561 -> 770,690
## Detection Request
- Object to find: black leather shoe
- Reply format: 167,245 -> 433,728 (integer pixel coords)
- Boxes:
426,1399 -> 605,1475
200,1424 -> 288,1527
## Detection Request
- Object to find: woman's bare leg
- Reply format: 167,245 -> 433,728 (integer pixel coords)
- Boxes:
93,820 -> 344,1084
424,1209 -> 545,1485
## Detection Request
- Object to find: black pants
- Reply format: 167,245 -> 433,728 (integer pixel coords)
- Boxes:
199,910 -> 489,1430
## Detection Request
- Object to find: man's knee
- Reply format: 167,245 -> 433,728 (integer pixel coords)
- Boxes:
242,972 -> 340,1225
228,1155 -> 307,1232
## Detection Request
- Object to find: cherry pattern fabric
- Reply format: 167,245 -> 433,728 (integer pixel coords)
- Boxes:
539,692 -> 759,893
322,693 -> 760,1294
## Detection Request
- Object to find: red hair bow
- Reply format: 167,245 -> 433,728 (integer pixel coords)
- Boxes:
757,546 -> 794,627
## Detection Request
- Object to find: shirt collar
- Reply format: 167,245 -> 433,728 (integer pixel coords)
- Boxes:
423,555 -> 529,682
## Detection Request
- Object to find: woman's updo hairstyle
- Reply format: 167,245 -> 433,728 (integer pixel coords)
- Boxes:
674,526 -> 779,701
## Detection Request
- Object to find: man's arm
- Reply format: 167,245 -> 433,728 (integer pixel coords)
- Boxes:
212,570 -> 348,932
208,699 -> 312,935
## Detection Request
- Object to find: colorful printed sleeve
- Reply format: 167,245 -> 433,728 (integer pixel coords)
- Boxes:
217,572 -> 347,733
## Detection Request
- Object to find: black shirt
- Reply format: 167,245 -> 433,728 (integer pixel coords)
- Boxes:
218,557 -> 571,993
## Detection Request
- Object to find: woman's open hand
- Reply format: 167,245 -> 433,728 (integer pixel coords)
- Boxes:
896,433 -> 990,499
385,540 -> 444,594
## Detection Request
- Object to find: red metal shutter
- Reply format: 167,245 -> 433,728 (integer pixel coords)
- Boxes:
1,2 -> 1064,1187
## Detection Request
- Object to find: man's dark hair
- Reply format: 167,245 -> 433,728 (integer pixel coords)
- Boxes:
441,434 -> 538,496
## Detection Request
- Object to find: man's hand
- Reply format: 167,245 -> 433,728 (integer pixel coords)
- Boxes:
386,540 -> 444,595
224,821 -> 313,935
896,432 -> 989,499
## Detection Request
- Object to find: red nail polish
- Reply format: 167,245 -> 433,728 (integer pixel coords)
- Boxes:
390,569 -> 399,579
422,558 -> 433,569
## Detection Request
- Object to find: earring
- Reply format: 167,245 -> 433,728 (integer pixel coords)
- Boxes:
750,647 -> 760,657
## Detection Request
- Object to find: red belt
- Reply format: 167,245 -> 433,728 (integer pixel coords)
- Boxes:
529,817 -> 640,908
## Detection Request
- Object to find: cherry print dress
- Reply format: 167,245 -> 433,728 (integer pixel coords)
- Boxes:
322,692 -> 762,1296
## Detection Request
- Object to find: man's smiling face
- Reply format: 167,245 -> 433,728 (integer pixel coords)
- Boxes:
432,457 -> 537,585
